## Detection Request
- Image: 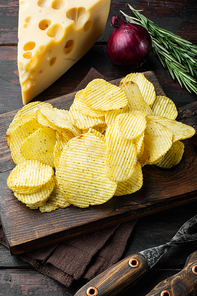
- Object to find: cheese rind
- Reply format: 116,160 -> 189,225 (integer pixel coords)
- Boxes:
18,0 -> 111,104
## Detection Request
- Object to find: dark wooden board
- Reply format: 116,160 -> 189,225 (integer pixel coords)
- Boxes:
1,71 -> 197,255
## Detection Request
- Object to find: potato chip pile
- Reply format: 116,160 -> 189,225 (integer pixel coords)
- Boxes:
6,73 -> 196,211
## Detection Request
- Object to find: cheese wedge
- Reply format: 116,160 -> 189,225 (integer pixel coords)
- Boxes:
18,0 -> 111,104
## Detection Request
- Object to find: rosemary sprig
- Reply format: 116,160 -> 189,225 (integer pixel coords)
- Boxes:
120,5 -> 197,95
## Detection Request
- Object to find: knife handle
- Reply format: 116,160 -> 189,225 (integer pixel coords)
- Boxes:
74,253 -> 149,296
146,250 -> 197,296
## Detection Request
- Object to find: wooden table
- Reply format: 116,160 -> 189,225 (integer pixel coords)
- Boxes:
0,0 -> 197,295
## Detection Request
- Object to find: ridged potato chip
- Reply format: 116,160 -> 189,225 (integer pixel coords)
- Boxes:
6,102 -> 53,147
56,133 -> 117,208
39,177 -> 70,212
148,115 -> 196,142
87,128 -> 105,141
9,117 -> 42,164
105,123 -> 137,182
7,102 -> 51,131
120,72 -> 156,106
36,108 -> 53,127
73,89 -> 107,117
6,72 -> 196,211
83,79 -> 128,111
138,144 -> 150,167
14,177 -> 55,206
6,113 -> 36,148
151,96 -> 178,119
114,162 -> 143,196
120,81 -> 153,115
144,119 -> 173,164
13,101 -> 53,120
116,112 -> 147,140
38,107 -> 81,137
155,141 -> 185,169
7,160 -> 54,194
21,126 -> 56,167
69,102 -> 106,130
53,132 -> 68,169
134,132 -> 145,158
105,105 -> 129,126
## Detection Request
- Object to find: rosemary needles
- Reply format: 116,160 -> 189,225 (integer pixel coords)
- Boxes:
120,5 -> 197,95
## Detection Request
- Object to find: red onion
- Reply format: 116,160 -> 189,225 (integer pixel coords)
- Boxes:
107,16 -> 152,68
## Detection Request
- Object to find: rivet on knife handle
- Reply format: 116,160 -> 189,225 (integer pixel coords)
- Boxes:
74,214 -> 197,296
146,250 -> 197,296
74,253 -> 149,296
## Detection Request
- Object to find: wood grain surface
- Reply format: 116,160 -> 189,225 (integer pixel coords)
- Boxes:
0,0 -> 197,295
0,71 -> 197,255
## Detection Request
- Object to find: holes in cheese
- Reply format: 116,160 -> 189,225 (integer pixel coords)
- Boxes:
51,0 -> 66,10
64,40 -> 74,54
37,45 -> 46,54
39,19 -> 52,30
50,57 -> 56,66
47,24 -> 64,41
18,0 -> 111,104
45,50 -> 52,61
29,70 -> 36,78
23,52 -> 32,59
24,16 -> 35,29
20,1 -> 29,10
66,7 -> 89,28
21,72 -> 29,82
23,80 -> 32,91
37,0 -> 51,8
23,41 -> 36,51
84,21 -> 92,32
28,56 -> 38,69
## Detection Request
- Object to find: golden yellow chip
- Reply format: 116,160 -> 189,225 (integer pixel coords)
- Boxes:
120,72 -> 156,106
14,177 -> 55,206
83,79 -> 128,111
39,177 -> 70,212
144,119 -> 173,164
56,133 -> 117,208
138,144 -> 150,167
36,108 -> 53,127
6,112 -> 37,148
120,81 -> 153,115
9,117 -> 42,164
114,162 -> 143,196
116,112 -> 147,140
7,160 -> 54,194
133,132 -> 145,158
21,126 -> 56,167
53,132 -> 68,169
69,103 -> 106,130
72,89 -> 107,117
148,115 -> 196,142
37,108 -> 77,141
155,141 -> 185,169
13,101 -> 53,120
105,123 -> 137,182
151,96 -> 178,119
105,105 -> 129,126
87,128 -> 105,141
6,102 -> 53,148
39,107 -> 81,137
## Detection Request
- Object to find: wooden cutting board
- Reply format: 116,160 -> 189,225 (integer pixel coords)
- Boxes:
1,71 -> 197,255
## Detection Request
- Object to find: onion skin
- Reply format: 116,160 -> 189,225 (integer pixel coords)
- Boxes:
107,16 -> 152,68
